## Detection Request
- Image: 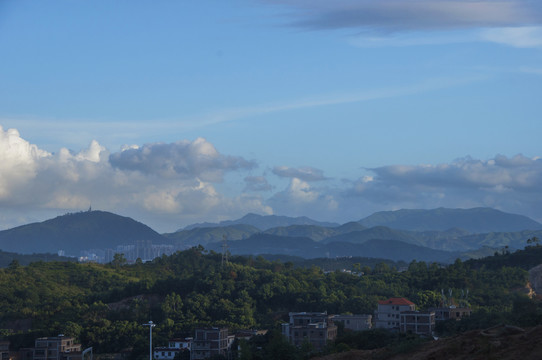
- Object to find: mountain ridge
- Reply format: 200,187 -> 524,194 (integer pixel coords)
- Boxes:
0,207 -> 540,263
181,213 -> 339,231
358,207 -> 542,232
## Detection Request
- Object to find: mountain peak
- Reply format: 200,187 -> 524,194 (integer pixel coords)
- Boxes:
0,210 -> 166,256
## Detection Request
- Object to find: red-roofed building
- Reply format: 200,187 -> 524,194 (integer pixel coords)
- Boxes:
375,298 -> 416,330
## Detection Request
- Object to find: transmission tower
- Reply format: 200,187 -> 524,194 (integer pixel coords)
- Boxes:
221,234 -> 229,267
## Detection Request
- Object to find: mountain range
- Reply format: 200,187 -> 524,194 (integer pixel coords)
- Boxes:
1,207 -> 541,264
359,207 -> 542,232
181,213 -> 339,231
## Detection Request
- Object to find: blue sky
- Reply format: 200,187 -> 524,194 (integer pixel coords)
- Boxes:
1,0 -> 542,232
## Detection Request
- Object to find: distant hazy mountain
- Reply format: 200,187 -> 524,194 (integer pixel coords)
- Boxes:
263,222 -> 365,242
323,225 -> 542,252
207,233 -> 458,263
182,213 -> 339,231
322,226 -> 423,245
358,207 -> 542,233
0,210 -> 167,256
164,224 -> 260,248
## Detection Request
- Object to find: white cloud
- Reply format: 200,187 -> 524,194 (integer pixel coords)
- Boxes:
109,137 -> 256,182
0,126 -> 50,198
265,1 -> 542,47
2,125 -> 542,231
267,177 -> 340,221
244,176 -> 274,192
272,165 -> 328,181
340,154 -> 542,221
0,127 -> 269,232
289,178 -> 319,202
481,26 -> 542,48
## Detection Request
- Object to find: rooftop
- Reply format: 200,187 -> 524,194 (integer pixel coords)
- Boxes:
378,297 -> 415,306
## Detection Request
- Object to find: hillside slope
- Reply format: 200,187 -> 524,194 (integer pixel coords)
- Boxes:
0,210 -> 167,255
315,325 -> 542,360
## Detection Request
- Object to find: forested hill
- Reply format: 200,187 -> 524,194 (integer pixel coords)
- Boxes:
358,207 -> 542,232
0,245 -> 540,358
0,210 -> 167,255
0,250 -> 76,267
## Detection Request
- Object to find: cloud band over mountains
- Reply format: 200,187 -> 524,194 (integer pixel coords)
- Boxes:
0,125 -> 541,231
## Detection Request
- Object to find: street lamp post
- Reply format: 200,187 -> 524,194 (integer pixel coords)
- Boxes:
142,321 -> 156,360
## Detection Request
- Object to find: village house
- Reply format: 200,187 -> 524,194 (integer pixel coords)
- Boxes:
281,312 -> 337,350
399,311 -> 436,335
32,336 -> 91,360
190,328 -> 233,360
153,338 -> 192,360
374,297 -> 416,330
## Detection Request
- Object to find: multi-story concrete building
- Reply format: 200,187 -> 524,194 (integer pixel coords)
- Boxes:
190,328 -> 230,360
332,314 -> 372,331
399,311 -> 436,335
154,338 -> 192,360
429,306 -> 471,321
281,312 -> 337,350
33,336 -> 82,360
374,298 -> 416,330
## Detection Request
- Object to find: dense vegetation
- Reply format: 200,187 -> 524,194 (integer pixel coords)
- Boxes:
0,244 -> 541,359
0,250 -> 75,268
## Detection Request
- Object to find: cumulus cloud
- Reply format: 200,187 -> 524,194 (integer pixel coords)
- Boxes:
0,126 -> 50,198
272,165 -> 328,181
0,127 -> 268,232
368,155 -> 542,191
244,176 -> 274,192
2,125 -> 542,231
267,177 -> 339,221
109,137 -> 256,182
341,154 -> 542,220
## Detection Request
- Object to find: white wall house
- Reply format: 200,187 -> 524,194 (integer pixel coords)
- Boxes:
374,297 -> 416,330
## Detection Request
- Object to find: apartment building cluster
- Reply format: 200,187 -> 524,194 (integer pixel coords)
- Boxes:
280,298 -> 470,352
0,336 -> 91,360
80,240 -> 175,263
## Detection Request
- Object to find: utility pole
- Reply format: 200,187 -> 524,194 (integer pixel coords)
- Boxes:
142,321 -> 156,360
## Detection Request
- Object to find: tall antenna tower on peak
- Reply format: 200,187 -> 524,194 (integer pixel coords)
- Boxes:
221,234 -> 229,267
